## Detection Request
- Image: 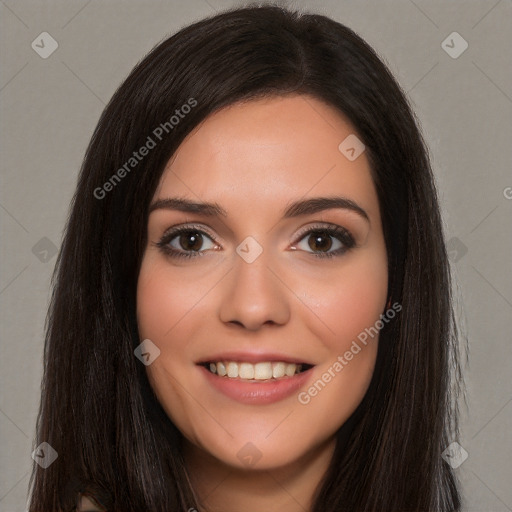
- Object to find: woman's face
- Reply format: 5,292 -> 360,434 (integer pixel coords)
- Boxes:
137,94 -> 388,471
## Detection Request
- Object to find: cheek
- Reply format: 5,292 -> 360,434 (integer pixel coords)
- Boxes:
297,251 -> 388,351
136,259 -> 198,431
136,256 -> 219,425
136,277 -> 178,342
295,259 -> 387,428
136,256 -> 210,341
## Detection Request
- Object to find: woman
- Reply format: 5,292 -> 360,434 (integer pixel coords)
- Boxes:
28,4 -> 463,511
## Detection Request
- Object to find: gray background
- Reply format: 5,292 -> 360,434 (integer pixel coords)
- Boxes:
0,0 -> 511,510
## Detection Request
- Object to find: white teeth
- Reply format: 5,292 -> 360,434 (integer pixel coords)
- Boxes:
239,363 -> 254,379
217,362 -> 227,376
254,362 -> 273,379
272,362 -> 286,378
207,361 -> 305,380
285,363 -> 297,377
227,362 -> 239,378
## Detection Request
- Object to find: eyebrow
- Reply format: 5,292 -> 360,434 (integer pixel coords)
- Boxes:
148,196 -> 369,222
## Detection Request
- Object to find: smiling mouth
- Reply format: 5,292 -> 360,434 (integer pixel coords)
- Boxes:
200,361 -> 314,381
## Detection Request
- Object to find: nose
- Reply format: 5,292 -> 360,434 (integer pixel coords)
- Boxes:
219,252 -> 291,331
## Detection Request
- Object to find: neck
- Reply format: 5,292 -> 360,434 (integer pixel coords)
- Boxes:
183,437 -> 336,512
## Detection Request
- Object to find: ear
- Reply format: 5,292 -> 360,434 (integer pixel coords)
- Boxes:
76,494 -> 106,512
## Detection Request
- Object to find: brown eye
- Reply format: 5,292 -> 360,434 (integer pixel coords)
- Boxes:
156,227 -> 218,259
307,231 -> 333,252
293,226 -> 355,258
178,231 -> 204,251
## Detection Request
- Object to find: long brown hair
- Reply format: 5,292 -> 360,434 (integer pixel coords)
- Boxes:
28,4 -> 462,511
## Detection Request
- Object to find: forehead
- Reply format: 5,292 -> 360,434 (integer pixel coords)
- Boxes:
154,94 -> 378,217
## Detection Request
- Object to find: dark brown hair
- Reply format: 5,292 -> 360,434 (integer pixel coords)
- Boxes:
28,4 -> 462,511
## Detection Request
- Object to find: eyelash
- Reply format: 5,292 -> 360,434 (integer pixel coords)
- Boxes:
154,223 -> 356,260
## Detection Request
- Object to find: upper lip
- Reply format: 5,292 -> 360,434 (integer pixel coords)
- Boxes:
196,351 -> 315,365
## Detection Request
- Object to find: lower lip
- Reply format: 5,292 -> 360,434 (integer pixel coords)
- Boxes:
198,365 -> 314,405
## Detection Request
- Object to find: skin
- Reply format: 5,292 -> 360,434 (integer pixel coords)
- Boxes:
136,94 -> 388,512
76,495 -> 103,511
